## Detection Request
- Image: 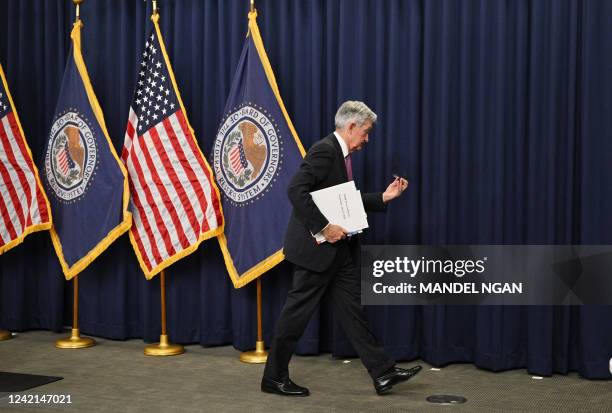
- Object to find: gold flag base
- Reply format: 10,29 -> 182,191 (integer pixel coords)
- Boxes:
144,334 -> 184,356
240,340 -> 268,363
0,330 -> 12,341
55,328 -> 95,349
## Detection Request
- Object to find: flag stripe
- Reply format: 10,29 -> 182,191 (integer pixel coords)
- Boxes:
122,108 -> 137,162
0,117 -> 35,226
0,164 -> 23,236
128,178 -> 162,269
159,117 -> 208,232
175,110 -> 220,222
130,205 -> 156,270
167,113 -> 211,232
34,180 -> 49,222
0,200 -> 13,243
150,123 -> 201,239
171,111 -> 221,227
127,168 -> 170,266
140,129 -> 192,249
126,117 -> 166,268
5,114 -> 47,223
0,138 -> 26,233
0,186 -> 18,242
2,116 -> 37,228
126,136 -> 176,259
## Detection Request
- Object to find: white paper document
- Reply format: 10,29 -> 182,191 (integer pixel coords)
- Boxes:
310,181 -> 369,243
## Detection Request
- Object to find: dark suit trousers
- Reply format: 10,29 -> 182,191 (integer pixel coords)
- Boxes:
263,244 -> 395,381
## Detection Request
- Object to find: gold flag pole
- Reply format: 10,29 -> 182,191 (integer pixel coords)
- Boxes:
240,278 -> 268,363
0,330 -> 12,341
142,0 -> 182,357
145,270 -> 184,356
56,275 -> 95,348
55,0 -> 95,351
239,0 -> 267,364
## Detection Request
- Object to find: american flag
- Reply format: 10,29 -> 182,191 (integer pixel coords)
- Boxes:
0,65 -> 51,254
122,30 -> 223,278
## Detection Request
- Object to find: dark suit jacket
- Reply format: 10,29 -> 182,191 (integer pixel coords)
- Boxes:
283,133 -> 387,272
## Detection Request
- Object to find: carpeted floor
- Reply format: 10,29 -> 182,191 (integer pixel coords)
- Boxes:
0,331 -> 610,412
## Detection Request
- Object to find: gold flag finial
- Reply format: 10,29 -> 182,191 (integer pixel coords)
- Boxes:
250,0 -> 255,13
73,0 -> 84,22
151,0 -> 160,23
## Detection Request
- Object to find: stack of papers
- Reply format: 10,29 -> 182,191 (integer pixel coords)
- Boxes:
310,181 -> 369,243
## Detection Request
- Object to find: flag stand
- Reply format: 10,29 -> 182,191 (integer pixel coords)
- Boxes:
240,278 -> 268,363
0,330 -> 12,341
145,270 -> 184,356
56,275 -> 95,349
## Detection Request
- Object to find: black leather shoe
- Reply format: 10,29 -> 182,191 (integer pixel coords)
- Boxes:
373,365 -> 422,395
261,377 -> 310,396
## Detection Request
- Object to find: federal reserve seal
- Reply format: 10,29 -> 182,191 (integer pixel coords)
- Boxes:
213,104 -> 282,205
44,110 -> 97,202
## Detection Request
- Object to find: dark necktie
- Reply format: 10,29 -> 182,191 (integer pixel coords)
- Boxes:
345,154 -> 353,181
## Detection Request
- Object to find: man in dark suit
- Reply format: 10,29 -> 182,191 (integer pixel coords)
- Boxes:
261,101 -> 421,396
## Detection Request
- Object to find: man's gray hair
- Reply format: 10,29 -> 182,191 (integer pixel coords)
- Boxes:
334,101 -> 377,130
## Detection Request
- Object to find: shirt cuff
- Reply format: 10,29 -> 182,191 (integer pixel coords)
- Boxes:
315,223 -> 331,238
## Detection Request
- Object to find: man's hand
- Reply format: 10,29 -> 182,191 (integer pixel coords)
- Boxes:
382,177 -> 409,203
323,224 -> 348,243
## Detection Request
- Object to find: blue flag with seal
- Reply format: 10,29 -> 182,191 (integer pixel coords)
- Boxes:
213,10 -> 305,288
43,20 -> 131,279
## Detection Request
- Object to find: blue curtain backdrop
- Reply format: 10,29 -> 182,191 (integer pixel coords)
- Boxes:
0,0 -> 610,379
